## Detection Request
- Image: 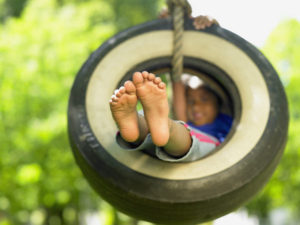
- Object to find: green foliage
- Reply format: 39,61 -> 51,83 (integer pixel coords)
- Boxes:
5,0 -> 299,223
0,0 -> 29,21
246,19 -> 300,221
0,0 -> 165,29
0,0 -> 162,224
110,0 -> 162,31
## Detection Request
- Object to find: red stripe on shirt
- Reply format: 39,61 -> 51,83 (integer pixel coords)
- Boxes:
184,124 -> 220,146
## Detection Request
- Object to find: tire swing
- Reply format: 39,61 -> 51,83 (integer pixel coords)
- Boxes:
67,2 -> 288,224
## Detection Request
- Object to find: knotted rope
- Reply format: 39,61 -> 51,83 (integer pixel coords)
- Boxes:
167,0 -> 192,81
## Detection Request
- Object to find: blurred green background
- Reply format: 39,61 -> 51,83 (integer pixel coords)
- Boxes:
0,0 -> 299,224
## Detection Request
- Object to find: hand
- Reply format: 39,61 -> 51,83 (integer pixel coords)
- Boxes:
158,8 -> 170,19
193,15 -> 219,30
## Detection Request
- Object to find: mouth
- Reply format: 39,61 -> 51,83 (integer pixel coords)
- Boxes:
193,112 -> 204,121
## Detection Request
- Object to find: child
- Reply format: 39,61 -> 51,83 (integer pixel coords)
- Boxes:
173,78 -> 233,143
109,16 -> 232,162
109,71 -> 232,162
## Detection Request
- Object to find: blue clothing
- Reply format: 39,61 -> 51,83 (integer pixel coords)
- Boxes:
187,113 -> 233,143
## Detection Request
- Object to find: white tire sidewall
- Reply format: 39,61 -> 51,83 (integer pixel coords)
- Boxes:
86,30 -> 270,180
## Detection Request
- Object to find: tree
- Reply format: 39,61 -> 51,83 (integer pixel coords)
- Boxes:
0,0 -> 162,224
0,0 -> 30,21
246,19 -> 300,224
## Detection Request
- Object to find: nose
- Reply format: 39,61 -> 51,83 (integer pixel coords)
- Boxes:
192,102 -> 203,110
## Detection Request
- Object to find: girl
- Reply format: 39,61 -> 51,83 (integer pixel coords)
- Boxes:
109,71 -> 232,162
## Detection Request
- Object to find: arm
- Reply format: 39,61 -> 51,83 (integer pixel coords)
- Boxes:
158,7 -> 169,19
160,11 -> 218,120
171,16 -> 219,121
172,81 -> 187,122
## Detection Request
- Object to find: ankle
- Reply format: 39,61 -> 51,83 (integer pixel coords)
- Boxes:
168,118 -> 175,136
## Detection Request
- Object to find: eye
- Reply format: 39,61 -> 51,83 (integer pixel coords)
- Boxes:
200,96 -> 209,102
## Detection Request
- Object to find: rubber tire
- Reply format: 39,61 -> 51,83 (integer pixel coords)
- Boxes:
68,17 -> 288,224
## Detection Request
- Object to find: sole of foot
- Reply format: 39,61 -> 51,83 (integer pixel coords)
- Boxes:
133,71 -> 170,147
109,81 -> 139,143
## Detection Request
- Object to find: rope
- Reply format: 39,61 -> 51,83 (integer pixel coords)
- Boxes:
167,0 -> 192,17
167,0 -> 192,82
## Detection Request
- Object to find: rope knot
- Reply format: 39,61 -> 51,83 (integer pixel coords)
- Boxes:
167,0 -> 192,16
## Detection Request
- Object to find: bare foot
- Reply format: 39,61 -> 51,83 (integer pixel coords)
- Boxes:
133,71 -> 170,147
109,81 -> 139,143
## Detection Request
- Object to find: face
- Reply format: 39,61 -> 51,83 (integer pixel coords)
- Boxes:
186,87 -> 219,126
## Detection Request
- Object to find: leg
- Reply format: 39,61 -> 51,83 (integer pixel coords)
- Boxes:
164,119 -> 192,157
133,71 -> 192,157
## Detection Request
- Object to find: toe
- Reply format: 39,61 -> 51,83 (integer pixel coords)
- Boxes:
111,94 -> 117,100
148,73 -> 155,81
116,91 -> 122,98
142,71 -> 149,79
154,77 -> 161,84
111,97 -> 118,103
158,82 -> 166,89
125,80 -> 136,95
118,86 -> 125,94
133,72 -> 144,87
114,88 -> 122,98
110,101 -> 117,106
109,99 -> 117,105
